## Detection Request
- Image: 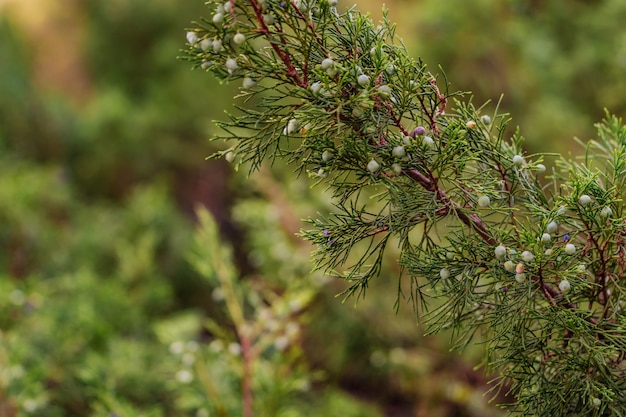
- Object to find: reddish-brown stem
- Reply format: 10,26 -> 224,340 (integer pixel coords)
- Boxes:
249,0 -> 306,88
241,331 -> 254,417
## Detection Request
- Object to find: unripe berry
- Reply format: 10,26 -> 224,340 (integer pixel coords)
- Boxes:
285,118 -> 300,134
466,120 -> 477,129
565,243 -> 576,255
367,159 -> 380,173
579,194 -> 592,206
546,221 -> 558,234
512,154 -> 525,167
481,115 -> 491,125
223,1 -> 232,12
225,58 -> 238,73
392,146 -> 406,158
515,273 -> 526,283
213,12 -> 224,24
186,31 -> 199,45
601,206 -> 612,217
200,38 -> 212,51
322,150 -> 334,162
385,64 -> 395,74
541,233 -> 552,244
591,397 -> 601,407
377,85 -> 391,97
477,195 -> 490,208
357,74 -> 370,86
504,260 -> 515,272
440,268 -> 450,279
521,251 -> 534,262
263,14 -> 276,25
422,136 -> 435,149
328,0 -> 338,6
213,39 -> 224,53
317,168 -> 328,178
233,33 -> 246,45
310,82 -> 322,95
544,248 -> 554,256
557,206 -> 567,215
225,151 -> 235,163
391,163 -> 402,174
577,264 -> 586,273
242,77 -> 257,89
494,245 -> 506,259
536,164 -> 546,174
320,58 -> 334,70
559,279 -> 571,293
412,126 -> 426,136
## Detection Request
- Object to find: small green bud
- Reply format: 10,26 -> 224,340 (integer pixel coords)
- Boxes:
213,12 -> 224,24
186,31 -> 199,45
233,32 -> 246,45
579,194 -> 592,206
392,146 -> 406,158
546,221 -> 558,234
494,245 -> 506,259
503,260 -> 515,272
243,77 -> 257,89
367,159 -> 380,173
521,251 -> 534,262
321,58 -> 334,70
357,74 -> 370,86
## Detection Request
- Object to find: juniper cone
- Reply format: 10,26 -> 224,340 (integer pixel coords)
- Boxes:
184,0 -> 626,414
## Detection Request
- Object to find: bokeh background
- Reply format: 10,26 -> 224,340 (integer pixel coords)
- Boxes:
1,0 -> 625,416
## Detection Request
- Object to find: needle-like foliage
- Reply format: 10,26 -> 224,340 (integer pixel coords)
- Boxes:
183,1 -> 626,414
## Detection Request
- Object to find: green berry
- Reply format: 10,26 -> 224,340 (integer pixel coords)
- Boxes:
322,150 -> 334,162
601,206 -> 612,217
541,233 -> 552,244
546,221 -> 558,234
440,268 -> 450,279
579,194 -> 592,206
233,33 -> 246,45
565,243 -> 576,255
392,146 -> 406,158
512,154 -> 524,167
357,74 -> 370,86
213,12 -> 224,24
559,280 -> 571,292
494,245 -> 506,259
367,159 -> 380,173
477,195 -> 490,208
521,251 -> 534,262
504,260 -> 515,272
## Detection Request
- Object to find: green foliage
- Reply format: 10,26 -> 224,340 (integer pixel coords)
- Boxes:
187,0 -> 626,415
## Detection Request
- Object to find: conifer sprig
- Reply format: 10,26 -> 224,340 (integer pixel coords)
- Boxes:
184,1 -> 626,414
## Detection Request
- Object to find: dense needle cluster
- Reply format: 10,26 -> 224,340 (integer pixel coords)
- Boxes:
184,1 -> 626,415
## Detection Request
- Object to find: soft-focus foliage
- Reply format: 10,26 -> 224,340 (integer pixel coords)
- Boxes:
1,0 -> 625,416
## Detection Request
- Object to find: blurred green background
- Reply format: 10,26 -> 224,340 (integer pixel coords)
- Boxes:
1,0 -> 624,416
